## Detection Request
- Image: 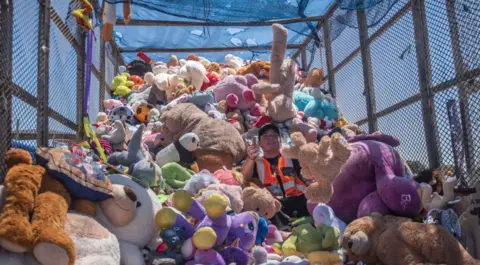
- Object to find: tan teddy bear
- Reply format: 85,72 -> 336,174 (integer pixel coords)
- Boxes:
343,213 -> 479,265
241,187 -> 281,220
280,132 -> 351,204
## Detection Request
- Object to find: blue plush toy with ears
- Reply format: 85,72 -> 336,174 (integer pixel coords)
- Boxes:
256,217 -> 269,245
304,99 -> 339,120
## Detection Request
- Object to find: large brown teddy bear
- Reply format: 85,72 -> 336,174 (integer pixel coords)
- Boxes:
236,60 -> 271,80
160,103 -> 246,173
343,213 -> 479,265
242,187 -> 281,220
0,149 -> 75,265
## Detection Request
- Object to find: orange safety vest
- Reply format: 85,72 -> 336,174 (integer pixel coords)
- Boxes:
256,156 -> 306,197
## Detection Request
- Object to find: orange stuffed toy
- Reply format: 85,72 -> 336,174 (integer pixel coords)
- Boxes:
128,75 -> 145,91
236,60 -> 271,80
0,149 -> 75,265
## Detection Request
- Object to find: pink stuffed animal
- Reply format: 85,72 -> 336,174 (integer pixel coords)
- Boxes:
212,167 -> 243,186
103,99 -> 123,113
213,74 -> 262,115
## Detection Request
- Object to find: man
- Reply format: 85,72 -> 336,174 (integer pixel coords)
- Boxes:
241,124 -> 310,227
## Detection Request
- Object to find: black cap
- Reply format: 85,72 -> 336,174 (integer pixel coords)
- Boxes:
258,123 -> 280,138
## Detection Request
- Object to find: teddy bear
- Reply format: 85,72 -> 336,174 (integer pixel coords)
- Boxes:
220,67 -> 237,80
225,54 -> 244,69
242,187 -> 281,220
0,149 -> 75,265
226,109 -> 246,133
159,103 -> 246,173
251,24 -> 297,123
237,60 -> 271,80
171,84 -> 195,99
343,213 -> 478,265
281,132 -> 423,223
96,174 -> 163,265
301,68 -> 325,89
151,72 -> 183,103
195,183 -> 244,214
167,55 -> 179,68
206,62 -> 221,73
177,60 -> 209,91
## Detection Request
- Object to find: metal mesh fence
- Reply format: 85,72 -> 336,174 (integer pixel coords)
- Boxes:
302,0 -> 480,188
0,0 -> 112,181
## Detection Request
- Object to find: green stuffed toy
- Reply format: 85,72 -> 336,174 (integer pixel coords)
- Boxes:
161,162 -> 195,189
112,73 -> 133,96
273,223 -> 340,256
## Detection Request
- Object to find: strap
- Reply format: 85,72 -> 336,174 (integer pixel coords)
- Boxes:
83,116 -> 107,163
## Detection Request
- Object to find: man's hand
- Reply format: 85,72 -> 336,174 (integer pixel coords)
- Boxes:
246,137 -> 259,160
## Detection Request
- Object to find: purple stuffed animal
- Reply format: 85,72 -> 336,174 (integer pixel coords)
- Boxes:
156,191 -> 259,263
328,133 -> 422,223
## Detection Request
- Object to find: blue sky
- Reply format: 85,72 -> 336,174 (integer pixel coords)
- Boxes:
10,0 -> 479,174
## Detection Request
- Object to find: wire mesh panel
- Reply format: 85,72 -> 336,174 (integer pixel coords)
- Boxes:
334,55 -> 367,123
370,10 -> 419,112
49,23 -> 78,124
377,101 -> 429,174
89,74 -> 101,122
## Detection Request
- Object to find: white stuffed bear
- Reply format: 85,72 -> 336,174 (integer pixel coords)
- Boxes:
96,174 -> 162,265
177,60 -> 209,91
225,54 -> 244,69
152,72 -> 182,102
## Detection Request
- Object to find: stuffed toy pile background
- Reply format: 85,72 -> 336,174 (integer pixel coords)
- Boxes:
0,24 -> 479,265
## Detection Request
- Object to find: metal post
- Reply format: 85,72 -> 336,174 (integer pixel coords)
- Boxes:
412,0 -> 441,169
0,0 -> 13,179
323,19 -> 336,97
445,0 -> 475,174
357,9 -> 378,133
114,48 -> 119,76
301,47 -> 307,71
99,38 -> 106,111
37,0 -> 50,147
76,32 -> 86,142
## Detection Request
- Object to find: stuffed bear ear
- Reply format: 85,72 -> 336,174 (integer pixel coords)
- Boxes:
274,199 -> 281,212
242,187 -> 257,199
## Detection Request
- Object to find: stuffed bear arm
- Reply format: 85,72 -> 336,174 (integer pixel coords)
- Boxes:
251,82 -> 280,95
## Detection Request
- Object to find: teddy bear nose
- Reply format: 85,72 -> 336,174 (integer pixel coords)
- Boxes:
124,186 -> 137,202
348,240 -> 353,249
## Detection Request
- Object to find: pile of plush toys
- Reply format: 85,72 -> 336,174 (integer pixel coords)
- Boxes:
0,23 -> 479,265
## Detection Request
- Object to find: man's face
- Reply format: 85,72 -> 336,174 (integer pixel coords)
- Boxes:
259,129 -> 281,153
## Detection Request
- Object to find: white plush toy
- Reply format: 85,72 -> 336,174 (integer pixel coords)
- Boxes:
119,65 -> 127,74
101,120 -> 126,149
420,176 -> 457,211
312,203 -> 346,246
155,132 -> 200,167
183,170 -> 220,195
96,174 -> 162,265
177,60 -> 209,91
152,72 -> 182,102
225,54 -> 244,69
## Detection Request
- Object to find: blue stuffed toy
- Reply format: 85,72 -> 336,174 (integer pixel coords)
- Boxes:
256,217 -> 269,245
303,98 -> 339,120
293,90 -> 314,112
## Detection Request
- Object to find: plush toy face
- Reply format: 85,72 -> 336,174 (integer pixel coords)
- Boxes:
161,227 -> 185,248
242,187 -> 281,220
178,132 -> 200,151
342,214 -> 383,263
134,103 -> 155,124
228,211 -> 259,250
96,174 -> 162,247
108,106 -> 135,124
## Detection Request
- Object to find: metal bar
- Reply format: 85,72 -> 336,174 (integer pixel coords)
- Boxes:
291,3 -> 338,59
17,133 -> 77,141
445,0 -> 475,175
37,0 -> 51,147
50,6 -> 80,53
76,32 -> 86,142
9,82 -> 78,131
99,38 -> 106,111
412,0 -> 441,169
0,0 -> 13,179
332,1 -> 411,73
92,65 -> 101,80
116,16 -> 326,27
323,19 -> 336,97
119,44 -> 303,53
354,67 -> 480,126
357,9 -> 378,133
110,40 -> 126,66
300,48 -> 307,70
114,47 -> 119,76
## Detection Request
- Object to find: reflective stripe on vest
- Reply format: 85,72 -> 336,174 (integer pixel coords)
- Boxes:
256,156 -> 305,197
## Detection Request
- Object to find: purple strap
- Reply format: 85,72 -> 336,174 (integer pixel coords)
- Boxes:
83,29 -> 93,116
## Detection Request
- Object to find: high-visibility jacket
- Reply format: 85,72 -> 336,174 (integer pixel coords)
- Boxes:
256,156 -> 306,197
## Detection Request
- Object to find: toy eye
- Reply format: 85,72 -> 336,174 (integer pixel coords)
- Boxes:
192,138 -> 196,143
256,208 -> 260,211
136,201 -> 142,208
244,222 -> 255,234
174,227 -> 180,231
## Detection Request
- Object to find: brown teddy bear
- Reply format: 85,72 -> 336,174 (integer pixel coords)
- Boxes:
172,84 -> 195,99
237,60 -> 271,80
207,62 -> 222,74
160,103 -> 246,173
302,68 -> 325,88
343,213 -> 479,265
241,187 -> 281,220
226,109 -> 246,134
220,67 -> 237,80
281,132 -> 351,204
167,55 -> 179,68
0,149 -> 75,265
